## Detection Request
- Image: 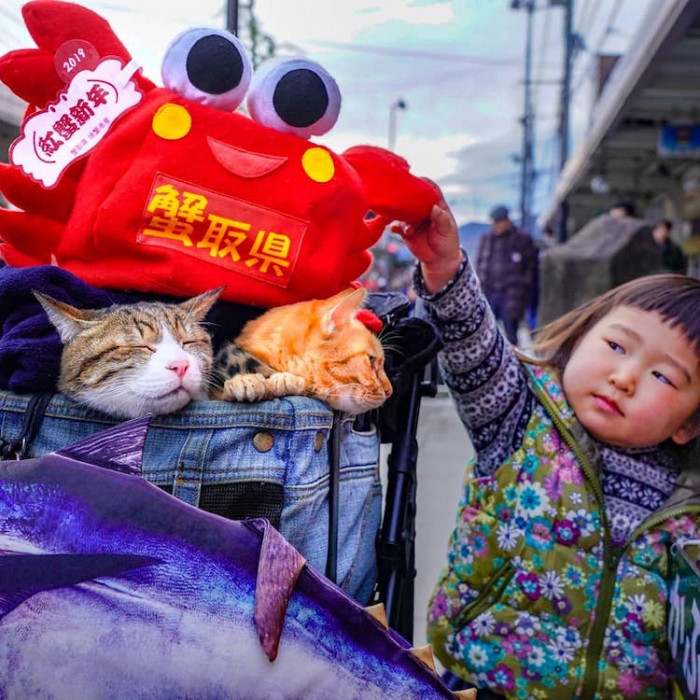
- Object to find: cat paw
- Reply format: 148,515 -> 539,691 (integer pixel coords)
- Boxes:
221,373 -> 269,402
266,373 -> 307,397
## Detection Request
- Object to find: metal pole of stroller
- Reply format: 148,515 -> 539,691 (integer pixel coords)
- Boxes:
325,412 -> 343,583
379,369 -> 422,640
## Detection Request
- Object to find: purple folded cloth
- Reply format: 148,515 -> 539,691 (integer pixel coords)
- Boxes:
0,265 -> 263,394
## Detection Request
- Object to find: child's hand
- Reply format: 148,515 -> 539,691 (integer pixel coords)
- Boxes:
395,198 -> 463,294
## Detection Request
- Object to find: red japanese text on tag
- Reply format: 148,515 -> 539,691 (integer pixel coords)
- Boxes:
10,57 -> 143,188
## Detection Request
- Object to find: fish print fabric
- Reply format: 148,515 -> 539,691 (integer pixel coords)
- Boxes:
0,418 -> 457,699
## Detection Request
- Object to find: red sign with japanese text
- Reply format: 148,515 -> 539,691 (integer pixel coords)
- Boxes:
137,174 -> 308,288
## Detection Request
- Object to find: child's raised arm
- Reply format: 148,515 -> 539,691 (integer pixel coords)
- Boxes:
394,194 -> 535,476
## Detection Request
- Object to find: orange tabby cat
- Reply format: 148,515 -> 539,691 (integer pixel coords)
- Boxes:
214,288 -> 392,414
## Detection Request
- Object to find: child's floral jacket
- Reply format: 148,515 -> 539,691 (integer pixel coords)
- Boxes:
427,364 -> 700,699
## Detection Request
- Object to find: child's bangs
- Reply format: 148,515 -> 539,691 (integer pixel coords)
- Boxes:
619,275 -> 700,355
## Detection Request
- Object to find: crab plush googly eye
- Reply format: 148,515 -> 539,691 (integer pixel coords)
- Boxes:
161,28 -> 252,111
246,57 -> 341,139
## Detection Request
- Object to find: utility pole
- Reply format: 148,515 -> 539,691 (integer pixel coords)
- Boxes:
227,0 -> 239,35
512,0 -> 536,232
232,1 -> 276,69
388,98 -> 407,152
552,0 -> 574,241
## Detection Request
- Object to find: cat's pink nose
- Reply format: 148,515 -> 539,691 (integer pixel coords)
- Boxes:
168,360 -> 189,378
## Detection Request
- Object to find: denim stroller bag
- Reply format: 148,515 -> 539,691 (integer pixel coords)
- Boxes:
0,390 -> 382,604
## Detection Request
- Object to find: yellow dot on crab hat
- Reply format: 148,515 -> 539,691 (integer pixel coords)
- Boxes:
152,103 -> 192,140
302,147 -> 334,183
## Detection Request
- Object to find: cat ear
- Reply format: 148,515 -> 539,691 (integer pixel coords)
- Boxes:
32,290 -> 99,343
321,287 -> 367,336
178,287 -> 225,321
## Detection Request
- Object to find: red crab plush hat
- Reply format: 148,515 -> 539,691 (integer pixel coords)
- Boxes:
0,0 -> 438,307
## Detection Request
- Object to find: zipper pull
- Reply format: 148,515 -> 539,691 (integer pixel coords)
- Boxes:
607,547 -> 621,571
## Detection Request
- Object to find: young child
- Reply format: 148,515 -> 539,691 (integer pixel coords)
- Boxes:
398,198 -> 700,699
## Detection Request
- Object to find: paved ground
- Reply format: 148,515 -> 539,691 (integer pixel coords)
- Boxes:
379,387 -> 475,646
380,322 -> 531,646
411,389 -> 474,645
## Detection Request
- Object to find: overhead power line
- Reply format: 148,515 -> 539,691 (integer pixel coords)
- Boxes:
577,0 -> 603,38
571,0 -> 625,96
305,39 -> 557,68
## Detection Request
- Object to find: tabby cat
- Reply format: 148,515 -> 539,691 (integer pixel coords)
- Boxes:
213,288 -> 392,415
34,289 -> 221,419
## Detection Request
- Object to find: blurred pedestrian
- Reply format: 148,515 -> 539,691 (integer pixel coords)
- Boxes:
609,199 -> 637,218
474,204 -> 537,345
652,219 -> 687,273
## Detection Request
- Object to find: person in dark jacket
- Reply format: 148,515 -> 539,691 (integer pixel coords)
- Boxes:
652,219 -> 687,274
475,204 -> 537,345
609,199 -> 637,218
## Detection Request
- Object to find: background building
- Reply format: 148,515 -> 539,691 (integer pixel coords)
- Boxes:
540,0 -> 700,276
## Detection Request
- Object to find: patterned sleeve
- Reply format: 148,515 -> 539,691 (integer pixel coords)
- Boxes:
413,251 -> 535,475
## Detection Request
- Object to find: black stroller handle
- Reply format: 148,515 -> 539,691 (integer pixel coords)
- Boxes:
324,292 -> 442,642
377,350 -> 440,641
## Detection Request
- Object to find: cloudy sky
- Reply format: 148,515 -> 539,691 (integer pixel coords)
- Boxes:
1,0 -> 654,225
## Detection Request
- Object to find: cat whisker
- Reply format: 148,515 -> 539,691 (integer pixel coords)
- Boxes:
380,342 -> 404,355
202,377 -> 224,394
378,329 -> 401,344
323,385 -> 372,397
201,370 -> 219,384
378,332 -> 404,352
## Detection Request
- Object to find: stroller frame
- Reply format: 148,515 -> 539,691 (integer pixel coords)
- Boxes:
325,292 -> 442,643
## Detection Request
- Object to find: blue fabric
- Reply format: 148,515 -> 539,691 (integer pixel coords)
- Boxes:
0,391 -> 381,603
0,265 -> 125,393
484,290 -> 519,345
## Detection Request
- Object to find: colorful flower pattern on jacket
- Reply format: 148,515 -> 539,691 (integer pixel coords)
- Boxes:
427,365 -> 700,699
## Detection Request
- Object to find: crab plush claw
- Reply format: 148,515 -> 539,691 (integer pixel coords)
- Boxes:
0,0 -> 438,308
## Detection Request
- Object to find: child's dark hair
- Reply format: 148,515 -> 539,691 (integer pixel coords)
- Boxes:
654,219 -> 673,231
532,274 -> 699,370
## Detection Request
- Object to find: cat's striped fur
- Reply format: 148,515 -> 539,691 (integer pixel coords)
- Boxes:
34,289 -> 221,419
